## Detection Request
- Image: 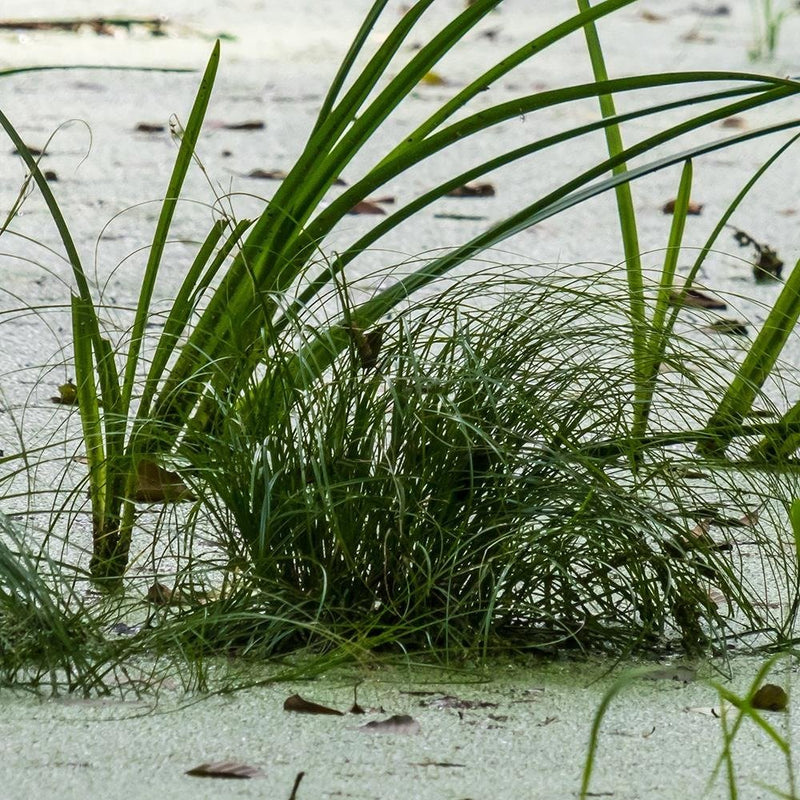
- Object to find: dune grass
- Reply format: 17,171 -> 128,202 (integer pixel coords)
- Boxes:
2,1 -> 800,691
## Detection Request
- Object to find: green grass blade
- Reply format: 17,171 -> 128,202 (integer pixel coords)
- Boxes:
311,0 -> 390,134
701,255 -> 800,457
120,41 -> 220,411
378,0 -> 639,161
577,0 -> 647,438
637,159 -> 694,432
138,218 -> 252,421
71,295 -> 107,523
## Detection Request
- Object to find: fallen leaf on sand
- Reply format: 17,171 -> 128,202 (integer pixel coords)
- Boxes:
447,182 -> 496,197
705,318 -> 748,336
135,122 -> 165,133
146,582 -> 175,606
669,288 -> 726,310
662,198 -> 703,215
349,200 -> 386,215
283,693 -> 343,716
721,116 -> 746,129
358,714 -> 421,734
751,684 -> 788,712
185,761 -> 264,779
218,120 -> 265,130
134,459 -> 195,503
245,168 -> 287,180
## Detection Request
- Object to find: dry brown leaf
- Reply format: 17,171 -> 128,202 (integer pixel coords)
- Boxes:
222,120 -> 265,130
751,684 -> 788,712
721,116 -> 746,129
12,144 -> 44,156
705,318 -> 749,336
345,323 -> 385,371
694,4 -> 731,17
433,212 -> 487,221
349,200 -> 386,215
668,288 -> 727,310
134,459 -> 195,503
283,693 -> 343,715
447,182 -> 496,197
358,714 -> 421,734
662,198 -> 703,215
246,168 -> 287,180
185,761 -> 264,779
135,122 -> 165,133
681,30 -> 715,43
146,582 -> 174,606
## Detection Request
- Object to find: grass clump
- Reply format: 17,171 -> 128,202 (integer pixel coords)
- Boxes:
2,1 -> 800,690
144,268 -> 794,664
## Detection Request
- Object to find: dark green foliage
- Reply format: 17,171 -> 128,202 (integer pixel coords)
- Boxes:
171,274 -> 779,659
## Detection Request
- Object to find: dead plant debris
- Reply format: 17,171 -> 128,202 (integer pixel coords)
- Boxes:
447,182 -> 496,197
751,684 -> 788,711
729,225 -> 784,282
668,288 -> 726,310
185,761 -> 264,779
283,693 -> 343,716
358,714 -> 421,734
662,198 -> 703,215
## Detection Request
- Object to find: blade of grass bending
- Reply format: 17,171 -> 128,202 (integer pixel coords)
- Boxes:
378,0 -> 639,162
706,657 -> 787,792
311,0 -> 390,135
159,76 -> 800,439
236,79 -> 792,381
253,0 -> 441,273
637,159 -> 694,433
291,79 -> 777,274
193,114 -> 800,439
120,40 -> 220,412
700,254 -> 800,458
256,0 -> 500,289
278,120 -> 800,417
0,65 -> 193,78
577,0 -> 646,439
150,2 -> 443,414
138,218 -> 253,421
652,133 -> 800,405
347,118 -> 800,330
580,671 -> 651,799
